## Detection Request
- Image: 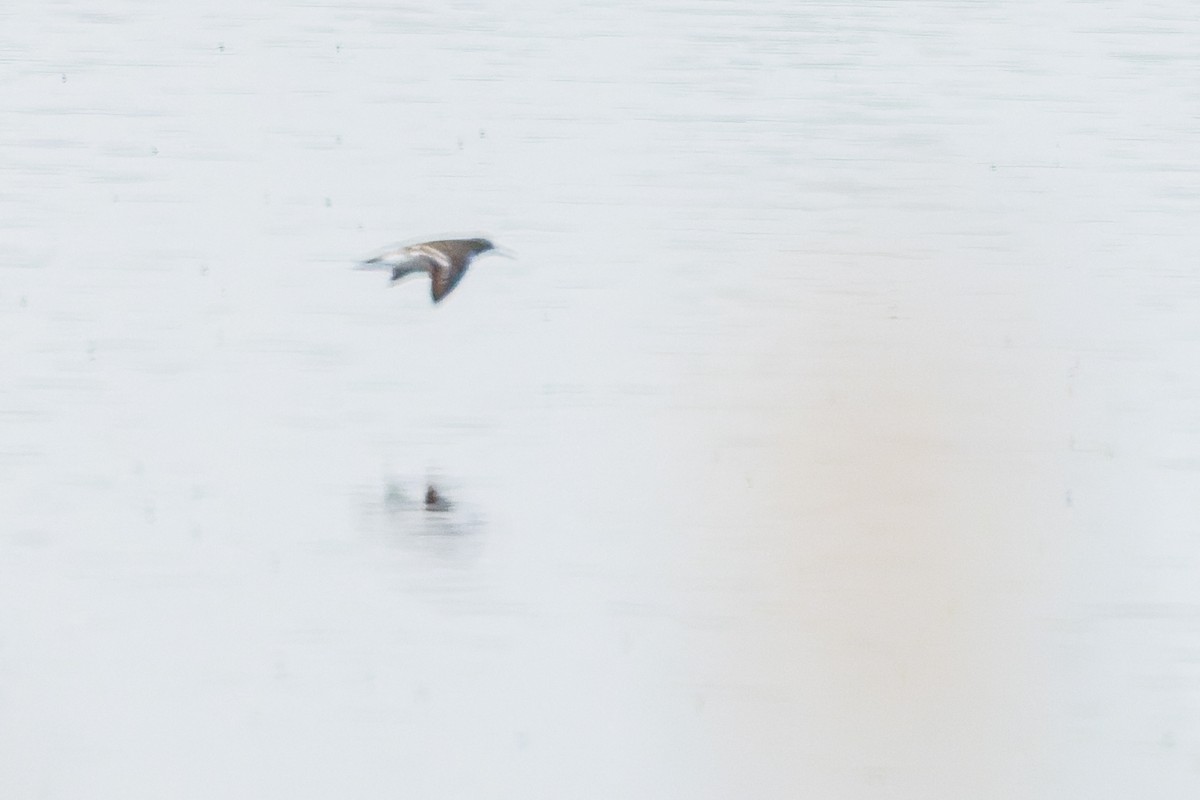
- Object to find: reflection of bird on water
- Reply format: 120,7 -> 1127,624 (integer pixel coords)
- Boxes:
356,237 -> 508,303
424,485 -> 452,512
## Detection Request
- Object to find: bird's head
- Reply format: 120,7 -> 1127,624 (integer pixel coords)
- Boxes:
465,238 -> 495,254
473,238 -> 516,260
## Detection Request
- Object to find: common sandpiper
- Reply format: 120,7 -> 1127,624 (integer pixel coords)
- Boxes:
357,237 -> 509,303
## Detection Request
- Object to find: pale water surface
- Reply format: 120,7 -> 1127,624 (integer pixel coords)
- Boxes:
2,1 -> 1199,798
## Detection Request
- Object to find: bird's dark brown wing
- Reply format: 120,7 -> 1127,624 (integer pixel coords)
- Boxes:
430,259 -> 470,303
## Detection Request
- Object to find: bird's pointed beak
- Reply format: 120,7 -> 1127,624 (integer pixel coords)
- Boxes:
491,246 -> 516,260
354,258 -> 387,271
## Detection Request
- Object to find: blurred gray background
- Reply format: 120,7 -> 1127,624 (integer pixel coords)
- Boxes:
2,1 -> 1199,797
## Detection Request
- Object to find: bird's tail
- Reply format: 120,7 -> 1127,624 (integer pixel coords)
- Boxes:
354,256 -> 390,271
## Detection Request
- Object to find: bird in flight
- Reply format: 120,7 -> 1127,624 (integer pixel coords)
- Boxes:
357,237 -> 506,303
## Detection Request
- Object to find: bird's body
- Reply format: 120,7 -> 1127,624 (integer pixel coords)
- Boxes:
358,237 -> 500,303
